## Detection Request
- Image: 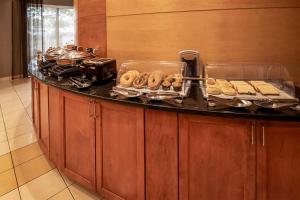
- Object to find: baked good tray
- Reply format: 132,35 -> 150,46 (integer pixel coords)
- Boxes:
116,80 -> 191,97
200,82 -> 297,101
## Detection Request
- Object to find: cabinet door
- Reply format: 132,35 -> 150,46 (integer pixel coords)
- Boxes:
145,109 -> 178,200
257,121 -> 300,200
179,114 -> 255,200
38,82 -> 50,156
96,101 -> 145,200
61,92 -> 96,190
32,78 -> 39,135
49,87 -> 63,168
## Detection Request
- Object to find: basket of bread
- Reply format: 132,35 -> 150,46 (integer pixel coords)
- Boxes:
114,60 -> 189,98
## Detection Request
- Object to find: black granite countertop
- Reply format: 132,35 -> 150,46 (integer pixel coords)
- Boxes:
29,68 -> 300,121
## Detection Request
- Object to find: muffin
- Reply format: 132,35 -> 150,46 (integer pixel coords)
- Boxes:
164,75 -> 174,83
172,81 -> 182,92
162,80 -> 171,90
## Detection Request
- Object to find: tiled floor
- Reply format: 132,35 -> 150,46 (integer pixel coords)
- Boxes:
0,78 -> 103,200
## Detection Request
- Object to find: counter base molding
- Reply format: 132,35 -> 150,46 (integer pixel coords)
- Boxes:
31,77 -> 300,200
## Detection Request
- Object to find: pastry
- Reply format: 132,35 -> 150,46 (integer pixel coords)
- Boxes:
120,70 -> 140,87
248,81 -> 268,90
216,79 -> 232,88
133,73 -> 149,89
230,81 -> 248,89
255,84 -> 279,95
148,71 -> 164,90
172,81 -> 182,92
206,78 -> 216,85
174,74 -> 183,83
162,80 -> 171,90
235,85 -> 256,95
221,86 -> 237,96
249,80 -> 267,86
206,86 -> 221,95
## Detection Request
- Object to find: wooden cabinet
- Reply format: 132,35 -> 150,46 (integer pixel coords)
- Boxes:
31,78 -> 300,200
32,78 -> 39,135
38,82 -> 50,156
49,87 -> 63,168
257,121 -> 300,200
145,110 -> 178,200
96,101 -> 145,200
61,92 -> 96,190
32,78 -> 49,156
179,114 -> 256,200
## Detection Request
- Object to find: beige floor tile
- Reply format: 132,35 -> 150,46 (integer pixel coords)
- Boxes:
0,99 -> 23,107
19,169 -> 66,200
69,184 -> 102,200
0,189 -> 20,200
48,188 -> 74,200
8,133 -> 37,151
1,105 -> 26,115
0,153 -> 13,173
0,123 -> 5,132
15,155 -> 54,186
6,123 -> 34,140
0,95 -> 20,104
3,111 -> 29,120
0,141 -> 10,157
3,117 -> 32,129
0,131 -> 7,142
11,142 -> 42,166
0,169 -> 18,196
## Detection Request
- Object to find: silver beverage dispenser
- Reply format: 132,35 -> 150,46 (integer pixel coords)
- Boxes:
179,50 -> 202,78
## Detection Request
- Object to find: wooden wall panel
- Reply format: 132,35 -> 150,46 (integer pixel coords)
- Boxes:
75,0 -> 107,56
107,0 -> 300,16
107,8 -> 300,85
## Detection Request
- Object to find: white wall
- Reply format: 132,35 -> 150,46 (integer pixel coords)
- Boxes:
0,0 -> 12,78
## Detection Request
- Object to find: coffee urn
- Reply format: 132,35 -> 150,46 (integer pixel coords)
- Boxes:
179,50 -> 202,78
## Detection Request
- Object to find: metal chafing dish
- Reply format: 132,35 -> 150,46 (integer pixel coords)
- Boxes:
56,50 -> 91,66
45,47 -> 66,61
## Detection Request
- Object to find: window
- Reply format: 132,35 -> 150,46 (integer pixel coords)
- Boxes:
27,5 -> 76,62
43,6 -> 76,50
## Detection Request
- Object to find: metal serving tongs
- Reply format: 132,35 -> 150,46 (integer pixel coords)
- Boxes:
208,95 -> 252,108
254,98 -> 299,109
69,77 -> 92,89
110,87 -> 143,98
146,92 -> 184,104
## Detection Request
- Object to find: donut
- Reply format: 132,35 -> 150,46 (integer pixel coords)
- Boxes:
120,70 -> 140,87
148,71 -> 164,90
133,73 -> 149,89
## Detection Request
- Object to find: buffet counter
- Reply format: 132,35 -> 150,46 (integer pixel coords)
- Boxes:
30,68 -> 300,121
30,68 -> 300,200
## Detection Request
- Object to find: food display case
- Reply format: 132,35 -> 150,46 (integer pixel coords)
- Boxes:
115,60 -> 189,97
202,63 -> 296,101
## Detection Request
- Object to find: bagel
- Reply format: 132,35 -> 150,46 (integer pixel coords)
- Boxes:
120,70 -> 140,87
148,71 -> 164,90
133,73 -> 149,89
